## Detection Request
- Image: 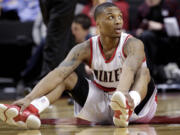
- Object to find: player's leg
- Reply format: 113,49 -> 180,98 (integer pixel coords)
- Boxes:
45,72 -> 78,104
110,67 -> 150,127
130,67 -> 150,102
0,72 -> 79,129
24,72 -> 79,128
130,68 -> 157,123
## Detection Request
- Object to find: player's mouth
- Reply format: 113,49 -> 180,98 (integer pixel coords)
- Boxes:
114,28 -> 121,34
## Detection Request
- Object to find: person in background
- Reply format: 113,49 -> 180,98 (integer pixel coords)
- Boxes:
39,0 -> 77,78
16,11 -> 47,97
72,14 -> 92,44
133,0 -> 180,83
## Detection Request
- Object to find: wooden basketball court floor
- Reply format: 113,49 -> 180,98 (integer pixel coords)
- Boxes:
1,92 -> 180,135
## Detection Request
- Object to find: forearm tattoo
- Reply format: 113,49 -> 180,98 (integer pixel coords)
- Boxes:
59,41 -> 90,78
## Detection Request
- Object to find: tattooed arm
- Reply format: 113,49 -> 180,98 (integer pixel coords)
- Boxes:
116,37 -> 146,94
24,40 -> 91,101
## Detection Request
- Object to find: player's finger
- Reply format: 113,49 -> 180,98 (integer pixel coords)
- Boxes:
20,106 -> 25,114
12,100 -> 23,105
20,104 -> 29,113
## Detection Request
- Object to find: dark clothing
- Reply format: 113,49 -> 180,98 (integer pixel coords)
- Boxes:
133,0 -> 180,83
21,41 -> 44,83
134,0 -> 180,31
68,66 -> 89,107
39,0 -> 77,77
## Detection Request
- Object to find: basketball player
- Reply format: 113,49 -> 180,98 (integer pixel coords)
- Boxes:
0,2 -> 157,129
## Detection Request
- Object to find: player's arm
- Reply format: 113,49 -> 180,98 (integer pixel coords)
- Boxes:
25,40 -> 91,101
116,37 -> 146,93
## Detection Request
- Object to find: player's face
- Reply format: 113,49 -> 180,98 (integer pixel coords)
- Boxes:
96,6 -> 123,37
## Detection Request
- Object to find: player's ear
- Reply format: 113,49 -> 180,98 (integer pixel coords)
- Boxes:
96,19 -> 100,27
95,19 -> 99,25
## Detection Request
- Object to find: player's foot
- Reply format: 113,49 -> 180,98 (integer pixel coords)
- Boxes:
15,104 -> 41,129
0,103 -> 41,129
110,91 -> 133,127
0,104 -> 20,125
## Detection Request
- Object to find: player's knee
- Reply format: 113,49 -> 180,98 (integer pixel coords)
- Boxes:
64,72 -> 78,90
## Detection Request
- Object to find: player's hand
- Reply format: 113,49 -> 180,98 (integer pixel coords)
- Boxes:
124,93 -> 135,110
13,97 -> 31,113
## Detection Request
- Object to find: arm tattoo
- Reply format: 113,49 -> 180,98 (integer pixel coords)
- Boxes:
58,40 -> 90,77
124,37 -> 145,71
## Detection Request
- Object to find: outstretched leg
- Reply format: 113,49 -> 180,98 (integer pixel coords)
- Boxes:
0,72 -> 78,129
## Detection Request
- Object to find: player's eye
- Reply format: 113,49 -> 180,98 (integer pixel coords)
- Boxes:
108,16 -> 113,20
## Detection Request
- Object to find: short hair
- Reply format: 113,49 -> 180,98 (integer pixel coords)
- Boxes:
73,14 -> 91,30
94,2 -> 117,21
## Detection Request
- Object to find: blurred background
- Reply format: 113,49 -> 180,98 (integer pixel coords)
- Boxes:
0,0 -> 179,100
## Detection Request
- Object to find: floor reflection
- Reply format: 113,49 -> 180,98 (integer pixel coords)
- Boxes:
17,130 -> 41,135
15,125 -> 157,135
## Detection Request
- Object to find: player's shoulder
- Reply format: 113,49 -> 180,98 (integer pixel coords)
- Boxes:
75,39 -> 91,51
73,39 -> 90,51
70,39 -> 91,60
126,35 -> 144,49
126,35 -> 143,44
123,34 -> 145,57
121,32 -> 143,45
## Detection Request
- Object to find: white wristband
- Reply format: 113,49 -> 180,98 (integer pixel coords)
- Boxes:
31,96 -> 50,113
129,91 -> 141,108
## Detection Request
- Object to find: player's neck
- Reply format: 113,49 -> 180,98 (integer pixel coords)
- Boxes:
99,36 -> 120,52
